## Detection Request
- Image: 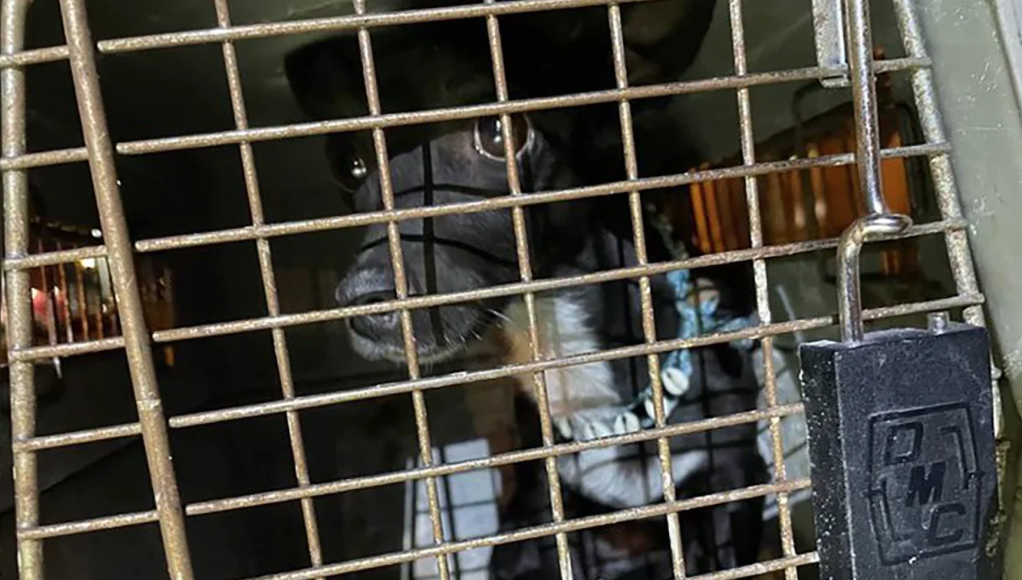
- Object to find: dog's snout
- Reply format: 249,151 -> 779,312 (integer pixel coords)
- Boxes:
337,267 -> 400,341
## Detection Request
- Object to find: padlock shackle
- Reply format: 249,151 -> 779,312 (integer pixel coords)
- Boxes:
836,0 -> 912,343
838,214 -> 912,342
844,0 -> 888,218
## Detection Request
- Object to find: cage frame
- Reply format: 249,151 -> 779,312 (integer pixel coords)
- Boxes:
0,0 -> 1005,579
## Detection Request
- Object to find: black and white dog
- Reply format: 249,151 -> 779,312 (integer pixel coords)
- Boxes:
286,2 -> 767,577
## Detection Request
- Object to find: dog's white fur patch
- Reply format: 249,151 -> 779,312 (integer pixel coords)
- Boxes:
502,293 -> 621,418
502,292 -> 709,508
557,447 -> 709,509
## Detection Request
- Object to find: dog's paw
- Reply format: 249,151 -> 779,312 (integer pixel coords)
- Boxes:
564,407 -> 643,443
661,366 -> 690,396
612,410 -> 641,435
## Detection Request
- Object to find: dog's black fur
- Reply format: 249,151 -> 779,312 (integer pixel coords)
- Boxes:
286,2 -> 767,577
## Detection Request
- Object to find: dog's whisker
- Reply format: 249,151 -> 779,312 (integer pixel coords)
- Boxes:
487,307 -> 517,329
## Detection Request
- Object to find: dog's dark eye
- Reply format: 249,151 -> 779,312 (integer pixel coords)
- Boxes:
331,155 -> 368,193
473,114 -> 532,160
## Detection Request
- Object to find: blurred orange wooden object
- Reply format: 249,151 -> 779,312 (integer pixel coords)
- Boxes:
663,70 -> 924,280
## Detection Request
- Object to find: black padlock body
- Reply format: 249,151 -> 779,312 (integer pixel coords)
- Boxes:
799,322 -> 999,580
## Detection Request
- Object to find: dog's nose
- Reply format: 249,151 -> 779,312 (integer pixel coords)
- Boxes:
347,293 -> 400,342
336,267 -> 400,341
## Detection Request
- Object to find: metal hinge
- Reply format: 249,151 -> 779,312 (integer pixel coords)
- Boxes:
812,0 -> 850,87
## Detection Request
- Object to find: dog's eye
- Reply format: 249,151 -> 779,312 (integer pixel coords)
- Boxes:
473,114 -> 532,160
331,155 -> 368,193
349,157 -> 368,180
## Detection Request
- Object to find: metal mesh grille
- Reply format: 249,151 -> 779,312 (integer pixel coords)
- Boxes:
0,0 -> 994,579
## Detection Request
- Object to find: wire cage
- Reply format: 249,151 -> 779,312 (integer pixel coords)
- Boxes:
0,191 -> 177,368
0,0 -> 1016,579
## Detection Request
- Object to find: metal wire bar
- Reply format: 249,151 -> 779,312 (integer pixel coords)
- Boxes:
1,0 -> 44,577
21,478 -> 809,575
105,66 -> 906,156
836,0 -> 913,343
687,552 -> 819,580
725,1 -> 798,578
14,421 -> 145,451
4,244 -> 108,269
0,0 -> 818,72
0,0 -> 652,71
211,0 -> 325,571
0,58 -> 930,173
0,0 -> 929,75
15,293 -> 980,459
10,336 -> 127,360
3,142 -> 950,272
19,510 -> 163,540
0,146 -> 90,170
8,219 -> 967,364
241,479 -> 813,580
0,42 -> 68,68
891,0 -> 1009,537
844,0 -> 889,218
21,405 -> 802,540
890,0 -> 997,432
90,297 -> 1003,420
606,4 -> 688,577
483,4 -> 573,578
56,0 -> 195,578
106,0 -> 659,53
185,404 -> 802,517
350,2 -> 451,578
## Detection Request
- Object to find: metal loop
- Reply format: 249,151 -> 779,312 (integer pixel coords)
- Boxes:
837,213 -> 913,342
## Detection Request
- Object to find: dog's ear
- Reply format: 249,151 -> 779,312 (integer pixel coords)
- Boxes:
621,0 -> 717,85
287,23 -> 495,119
284,36 -> 368,121
498,0 -> 716,98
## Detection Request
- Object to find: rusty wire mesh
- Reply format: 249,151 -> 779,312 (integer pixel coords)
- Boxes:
0,0 -> 995,579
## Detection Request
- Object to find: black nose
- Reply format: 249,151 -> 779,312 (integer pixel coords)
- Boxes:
336,267 -> 399,341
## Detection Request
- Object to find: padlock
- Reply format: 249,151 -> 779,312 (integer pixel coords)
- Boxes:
800,311 -> 1000,579
798,1 -> 1000,575
799,215 -> 1000,579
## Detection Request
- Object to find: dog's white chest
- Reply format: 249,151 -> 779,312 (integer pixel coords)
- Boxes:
501,294 -> 621,418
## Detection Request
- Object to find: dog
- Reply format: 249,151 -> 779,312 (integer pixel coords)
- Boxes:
285,2 -> 768,577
